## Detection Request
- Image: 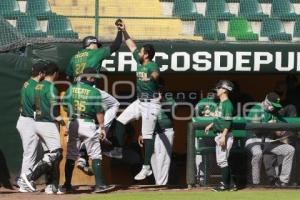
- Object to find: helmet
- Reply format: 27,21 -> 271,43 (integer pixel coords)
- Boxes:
215,80 -> 234,92
82,36 -> 101,48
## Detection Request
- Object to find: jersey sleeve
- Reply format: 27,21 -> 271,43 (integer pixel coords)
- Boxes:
62,87 -> 71,115
66,57 -> 75,78
247,105 -> 263,123
148,62 -> 160,74
49,85 -> 60,118
93,89 -> 104,113
132,49 -> 140,63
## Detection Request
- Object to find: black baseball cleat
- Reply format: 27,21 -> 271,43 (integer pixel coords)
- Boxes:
94,184 -> 115,193
211,182 -> 230,192
57,184 -> 74,194
77,164 -> 94,176
230,183 -> 238,191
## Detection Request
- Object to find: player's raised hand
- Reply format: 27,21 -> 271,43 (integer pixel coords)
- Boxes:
204,123 -> 212,134
138,135 -> 144,147
115,19 -> 125,31
99,129 -> 106,141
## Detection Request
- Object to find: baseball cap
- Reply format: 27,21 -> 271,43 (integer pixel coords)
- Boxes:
266,92 -> 282,108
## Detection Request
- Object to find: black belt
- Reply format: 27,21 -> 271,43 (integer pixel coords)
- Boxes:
20,113 -> 33,118
139,98 -> 154,102
72,114 -> 93,120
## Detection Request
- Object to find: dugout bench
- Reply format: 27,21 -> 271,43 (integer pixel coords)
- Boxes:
186,117 -> 300,188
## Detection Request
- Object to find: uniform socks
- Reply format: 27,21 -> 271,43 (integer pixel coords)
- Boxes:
115,121 -> 126,147
64,159 -> 75,187
92,159 -> 104,186
143,139 -> 154,165
221,166 -> 231,188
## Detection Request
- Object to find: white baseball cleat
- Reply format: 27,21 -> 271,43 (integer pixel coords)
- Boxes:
45,184 -> 58,194
134,165 -> 152,180
20,174 -> 36,192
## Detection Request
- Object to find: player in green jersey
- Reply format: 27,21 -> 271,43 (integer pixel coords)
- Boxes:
205,80 -> 235,192
16,61 -> 45,192
61,68 -> 114,194
66,20 -> 123,79
20,62 -> 64,194
113,20 -> 161,181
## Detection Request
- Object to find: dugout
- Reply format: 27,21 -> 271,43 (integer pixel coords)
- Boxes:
0,40 -> 300,186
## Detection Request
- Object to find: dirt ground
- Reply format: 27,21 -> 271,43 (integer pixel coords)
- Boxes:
1,185 -> 299,200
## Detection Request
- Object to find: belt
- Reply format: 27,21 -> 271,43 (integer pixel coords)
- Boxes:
20,113 -> 33,118
72,114 -> 94,123
139,98 -> 152,102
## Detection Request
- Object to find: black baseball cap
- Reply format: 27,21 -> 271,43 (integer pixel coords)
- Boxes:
266,92 -> 282,108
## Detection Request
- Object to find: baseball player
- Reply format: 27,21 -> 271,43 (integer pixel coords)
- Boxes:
195,90 -> 218,186
66,20 -> 122,174
145,95 -> 175,185
204,80 -> 235,192
20,62 -> 64,193
245,92 -> 295,187
61,68 -> 114,193
112,21 -> 161,181
16,61 -> 45,192
66,19 -> 122,79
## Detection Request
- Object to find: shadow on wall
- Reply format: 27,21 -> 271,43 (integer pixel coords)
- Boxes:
0,149 -> 13,189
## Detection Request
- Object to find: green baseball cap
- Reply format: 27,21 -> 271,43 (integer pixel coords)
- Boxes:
266,92 -> 282,108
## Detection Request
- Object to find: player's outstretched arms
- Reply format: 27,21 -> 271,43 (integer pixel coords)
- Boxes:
117,20 -> 137,53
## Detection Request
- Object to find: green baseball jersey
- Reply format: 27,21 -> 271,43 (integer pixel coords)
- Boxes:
64,82 -> 104,119
35,80 -> 59,122
155,97 -> 176,132
247,103 -> 284,138
20,78 -> 38,118
66,47 -> 111,78
213,99 -> 234,133
196,97 -> 217,116
133,49 -> 160,99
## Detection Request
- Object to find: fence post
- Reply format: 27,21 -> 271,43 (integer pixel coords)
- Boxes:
95,0 -> 100,38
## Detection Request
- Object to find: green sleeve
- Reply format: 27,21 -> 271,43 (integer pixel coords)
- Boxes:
66,57 -> 74,78
247,106 -> 264,123
148,62 -> 160,74
49,86 -> 59,117
95,47 -> 111,60
133,49 -> 140,63
93,90 -> 104,113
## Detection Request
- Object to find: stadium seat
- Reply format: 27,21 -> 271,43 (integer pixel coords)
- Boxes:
228,18 -> 258,41
47,16 -> 78,39
173,0 -> 202,20
239,0 -> 269,21
293,18 -> 300,37
205,0 -> 235,20
26,0 -> 56,19
16,16 -> 47,38
0,16 -> 24,46
271,0 -> 298,20
261,18 -> 292,41
194,18 -> 225,40
0,0 -> 23,19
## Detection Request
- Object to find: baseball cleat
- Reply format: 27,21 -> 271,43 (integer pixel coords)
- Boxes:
57,184 -> 74,194
134,165 -> 152,180
77,158 -> 94,176
103,147 -> 123,159
20,174 -> 36,192
94,184 -> 115,193
211,182 -> 229,192
45,184 -> 58,194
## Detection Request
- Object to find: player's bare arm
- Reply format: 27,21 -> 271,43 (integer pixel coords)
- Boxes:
118,20 -> 137,53
219,128 -> 229,148
96,112 -> 106,140
205,123 -> 214,134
